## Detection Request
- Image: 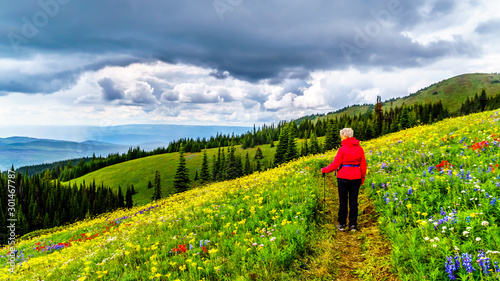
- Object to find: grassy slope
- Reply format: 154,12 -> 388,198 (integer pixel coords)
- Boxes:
317,73 -> 500,121
7,111 -> 500,280
63,138 -> 324,206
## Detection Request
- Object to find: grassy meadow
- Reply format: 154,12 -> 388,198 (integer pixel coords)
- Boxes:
62,138 -> 324,206
2,110 -> 500,280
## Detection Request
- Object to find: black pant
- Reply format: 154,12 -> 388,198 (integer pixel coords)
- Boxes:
337,178 -> 361,227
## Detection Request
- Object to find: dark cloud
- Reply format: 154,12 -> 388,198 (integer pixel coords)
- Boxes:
430,0 -> 456,16
475,18 -> 500,34
98,78 -> 124,101
0,0 -> 478,95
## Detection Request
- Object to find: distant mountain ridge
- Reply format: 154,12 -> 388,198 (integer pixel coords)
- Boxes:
0,124 -> 252,171
0,137 -> 130,171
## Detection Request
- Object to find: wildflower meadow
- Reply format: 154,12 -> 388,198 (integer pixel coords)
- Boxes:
0,152 -> 326,280
365,110 -> 500,280
2,109 -> 500,280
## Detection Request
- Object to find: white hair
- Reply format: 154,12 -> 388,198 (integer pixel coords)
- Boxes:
340,128 -> 354,138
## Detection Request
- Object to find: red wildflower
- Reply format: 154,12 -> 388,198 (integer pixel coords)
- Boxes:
436,160 -> 452,171
202,246 -> 207,253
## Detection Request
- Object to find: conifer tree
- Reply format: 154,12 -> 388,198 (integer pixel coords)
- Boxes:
309,131 -> 321,155
211,155 -> 218,181
285,129 -> 298,162
125,187 -> 133,208
479,89 -> 487,111
244,152 -> 252,175
173,144 -> 190,193
147,180 -> 153,189
254,147 -> 263,160
117,186 -> 125,208
199,149 -> 211,184
43,213 -> 51,229
324,122 -> 336,151
273,124 -> 289,166
255,159 -> 261,172
399,106 -> 410,130
152,170 -> 162,201
226,144 -> 243,179
301,139 -> 309,156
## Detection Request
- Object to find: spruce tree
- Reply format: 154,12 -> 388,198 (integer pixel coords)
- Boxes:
273,124 -> 289,166
399,106 -> 410,130
254,147 -> 263,160
152,170 -> 162,200
323,122 -> 336,151
244,152 -> 252,175
479,89 -> 487,111
126,187 -> 133,208
301,139 -> 309,157
199,149 -> 211,184
285,129 -> 298,162
117,186 -> 125,208
309,131 -> 321,155
211,155 -> 217,181
226,145 -> 243,180
147,180 -> 153,189
43,213 -> 51,229
173,144 -> 190,193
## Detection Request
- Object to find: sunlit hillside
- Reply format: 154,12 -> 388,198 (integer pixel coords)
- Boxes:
2,110 -> 500,280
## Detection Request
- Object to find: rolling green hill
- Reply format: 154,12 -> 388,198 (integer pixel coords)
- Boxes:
63,138 -> 324,206
315,73 -> 500,121
63,143 -> 276,205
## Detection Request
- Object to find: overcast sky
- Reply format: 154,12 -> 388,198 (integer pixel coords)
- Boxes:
1,0 -> 499,127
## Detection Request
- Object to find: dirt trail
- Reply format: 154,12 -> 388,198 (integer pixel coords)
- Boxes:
292,175 -> 400,280
325,176 -> 400,281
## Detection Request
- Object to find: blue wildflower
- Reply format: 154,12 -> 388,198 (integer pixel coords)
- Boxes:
408,187 -> 413,195
491,198 -> 497,207
462,253 -> 475,274
445,256 -> 456,280
477,251 -> 491,276
454,254 -> 460,270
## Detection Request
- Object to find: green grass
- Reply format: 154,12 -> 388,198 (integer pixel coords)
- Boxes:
63,137 -> 325,206
317,73 -> 500,121
63,144 -> 275,205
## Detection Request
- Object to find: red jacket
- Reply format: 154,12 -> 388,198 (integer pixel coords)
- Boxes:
321,137 -> 367,184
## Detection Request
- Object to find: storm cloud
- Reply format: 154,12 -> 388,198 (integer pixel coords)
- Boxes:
0,0 -> 499,126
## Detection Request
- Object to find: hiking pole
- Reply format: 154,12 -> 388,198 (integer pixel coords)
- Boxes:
322,172 -> 326,217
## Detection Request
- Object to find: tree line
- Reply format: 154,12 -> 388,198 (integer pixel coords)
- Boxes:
0,168 -> 134,245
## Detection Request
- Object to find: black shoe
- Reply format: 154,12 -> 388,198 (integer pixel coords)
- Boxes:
336,224 -> 346,232
349,225 -> 357,232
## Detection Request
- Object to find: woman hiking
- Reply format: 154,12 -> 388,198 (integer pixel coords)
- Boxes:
321,128 -> 367,232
